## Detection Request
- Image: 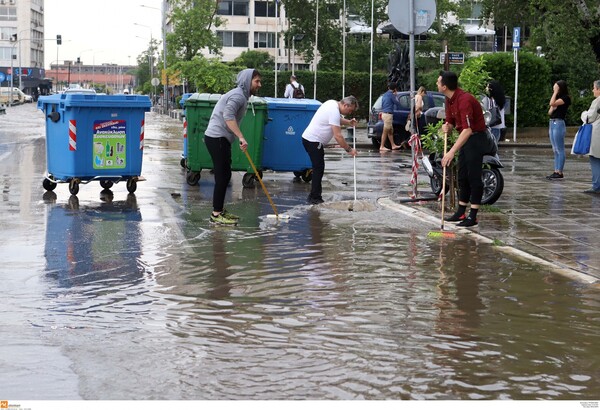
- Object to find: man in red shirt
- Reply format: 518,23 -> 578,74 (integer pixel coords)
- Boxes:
438,71 -> 488,227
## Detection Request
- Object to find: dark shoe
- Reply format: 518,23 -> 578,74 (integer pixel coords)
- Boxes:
457,216 -> 478,227
583,189 -> 600,194
307,195 -> 324,205
444,211 -> 466,222
546,172 -> 564,179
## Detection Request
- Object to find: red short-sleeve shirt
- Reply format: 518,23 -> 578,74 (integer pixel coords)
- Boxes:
445,88 -> 487,133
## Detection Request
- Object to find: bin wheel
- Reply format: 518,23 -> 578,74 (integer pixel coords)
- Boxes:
100,180 -> 114,189
43,177 -> 57,191
180,158 -> 187,169
242,172 -> 257,188
186,171 -> 200,186
293,171 -> 302,178
301,169 -> 313,183
68,179 -> 79,195
127,178 -> 137,193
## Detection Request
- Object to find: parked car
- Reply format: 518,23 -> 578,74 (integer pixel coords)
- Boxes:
367,91 -> 445,148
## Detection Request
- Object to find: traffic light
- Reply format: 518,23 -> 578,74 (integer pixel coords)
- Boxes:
56,34 -> 62,45
76,57 -> 80,64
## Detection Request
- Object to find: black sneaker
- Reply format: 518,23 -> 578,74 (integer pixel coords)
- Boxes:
546,172 -> 564,179
307,195 -> 324,205
445,212 -> 466,222
583,189 -> 600,194
457,216 -> 478,227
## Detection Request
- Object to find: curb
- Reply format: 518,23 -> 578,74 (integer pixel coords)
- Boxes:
377,197 -> 599,285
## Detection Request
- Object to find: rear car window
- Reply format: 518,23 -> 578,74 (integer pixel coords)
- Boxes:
397,94 -> 411,109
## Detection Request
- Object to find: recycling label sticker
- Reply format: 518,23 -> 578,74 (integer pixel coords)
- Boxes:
93,120 -> 127,169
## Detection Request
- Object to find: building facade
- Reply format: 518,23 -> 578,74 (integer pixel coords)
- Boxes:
0,0 -> 50,96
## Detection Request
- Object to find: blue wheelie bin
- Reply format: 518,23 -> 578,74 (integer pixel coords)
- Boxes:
38,92 -> 152,195
261,98 -> 321,182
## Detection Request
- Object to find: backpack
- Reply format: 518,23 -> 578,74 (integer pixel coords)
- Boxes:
292,83 -> 305,99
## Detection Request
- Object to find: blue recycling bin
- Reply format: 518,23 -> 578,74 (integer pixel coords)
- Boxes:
38,92 -> 151,195
261,98 -> 321,181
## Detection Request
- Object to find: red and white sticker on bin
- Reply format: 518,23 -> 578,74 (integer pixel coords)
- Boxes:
93,120 -> 127,169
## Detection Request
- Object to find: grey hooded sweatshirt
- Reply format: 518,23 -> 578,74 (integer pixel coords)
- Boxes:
205,68 -> 255,144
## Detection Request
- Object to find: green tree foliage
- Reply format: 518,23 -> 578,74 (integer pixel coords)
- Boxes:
135,39 -> 160,95
173,57 -> 235,93
233,50 -> 275,69
458,57 -> 491,96
166,0 -> 223,63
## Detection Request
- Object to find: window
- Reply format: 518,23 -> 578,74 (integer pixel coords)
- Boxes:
254,32 -> 276,48
0,6 -> 17,21
217,31 -> 249,47
254,1 -> 277,17
0,27 -> 16,40
217,0 -> 248,16
0,46 -> 12,59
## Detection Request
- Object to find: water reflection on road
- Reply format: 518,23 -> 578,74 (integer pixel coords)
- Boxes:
1,104 -> 600,400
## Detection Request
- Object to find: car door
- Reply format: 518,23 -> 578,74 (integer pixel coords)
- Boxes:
394,93 -> 411,128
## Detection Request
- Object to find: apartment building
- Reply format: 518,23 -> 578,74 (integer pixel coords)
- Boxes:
0,0 -> 50,95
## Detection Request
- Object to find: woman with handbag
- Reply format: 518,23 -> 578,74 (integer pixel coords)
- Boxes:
482,80 -> 506,143
547,80 -> 571,180
582,80 -> 600,194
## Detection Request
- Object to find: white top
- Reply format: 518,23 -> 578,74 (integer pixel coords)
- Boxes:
284,81 -> 305,98
302,100 -> 341,144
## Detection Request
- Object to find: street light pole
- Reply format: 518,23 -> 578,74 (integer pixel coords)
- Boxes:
162,0 -> 169,114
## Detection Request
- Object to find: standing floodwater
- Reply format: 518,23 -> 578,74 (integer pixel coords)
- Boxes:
1,103 -> 599,400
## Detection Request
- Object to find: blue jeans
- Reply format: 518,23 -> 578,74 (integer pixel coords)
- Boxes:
490,127 -> 502,143
590,156 -> 600,190
549,119 -> 566,172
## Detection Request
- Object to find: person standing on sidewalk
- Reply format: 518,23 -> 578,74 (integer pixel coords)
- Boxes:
547,80 -> 571,180
438,71 -> 488,227
380,82 -> 402,151
582,80 -> 600,194
204,68 -> 262,225
482,80 -> 506,143
302,96 -> 358,204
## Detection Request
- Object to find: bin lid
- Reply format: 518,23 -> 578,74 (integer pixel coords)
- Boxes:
185,93 -> 222,106
38,93 -> 152,109
263,97 -> 322,110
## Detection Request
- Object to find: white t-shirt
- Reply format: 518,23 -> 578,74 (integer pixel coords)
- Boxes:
302,100 -> 341,144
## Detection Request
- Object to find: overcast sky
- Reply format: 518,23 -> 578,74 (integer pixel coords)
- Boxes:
44,0 -> 164,68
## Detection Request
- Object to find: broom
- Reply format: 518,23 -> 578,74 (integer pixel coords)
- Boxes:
243,149 -> 290,220
427,132 -> 455,238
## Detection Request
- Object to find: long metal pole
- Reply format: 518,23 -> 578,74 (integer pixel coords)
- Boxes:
342,0 -> 346,97
513,49 -> 519,142
368,0 -> 374,113
313,0 -> 318,99
162,0 -> 168,113
274,0 -> 278,97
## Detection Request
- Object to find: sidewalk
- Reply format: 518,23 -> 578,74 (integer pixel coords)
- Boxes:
384,145 -> 600,284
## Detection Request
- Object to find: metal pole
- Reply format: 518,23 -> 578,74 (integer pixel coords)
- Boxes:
513,49 -> 519,142
342,0 -> 346,97
162,0 -> 168,114
368,0 -> 374,113
313,0 -> 318,99
274,0 -> 278,97
292,41 -> 295,76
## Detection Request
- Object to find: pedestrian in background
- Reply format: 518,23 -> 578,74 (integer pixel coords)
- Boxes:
482,80 -> 506,143
413,86 -> 427,136
547,80 -> 571,180
582,80 -> 600,194
302,96 -> 358,204
284,75 -> 305,99
204,68 -> 262,225
380,82 -> 402,151
438,71 -> 489,227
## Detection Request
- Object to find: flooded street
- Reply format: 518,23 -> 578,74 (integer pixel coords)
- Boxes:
1,103 -> 600,400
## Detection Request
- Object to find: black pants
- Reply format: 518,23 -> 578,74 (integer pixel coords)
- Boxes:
302,139 -> 325,200
457,131 -> 487,205
205,136 -> 232,212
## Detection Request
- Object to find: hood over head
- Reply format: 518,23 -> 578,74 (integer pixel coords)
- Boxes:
236,68 -> 257,98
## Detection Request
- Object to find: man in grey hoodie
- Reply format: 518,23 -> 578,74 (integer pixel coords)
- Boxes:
205,68 -> 262,225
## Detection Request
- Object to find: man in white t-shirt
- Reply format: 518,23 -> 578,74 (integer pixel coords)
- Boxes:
302,96 -> 358,204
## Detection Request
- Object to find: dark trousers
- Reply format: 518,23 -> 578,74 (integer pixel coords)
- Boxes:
457,131 -> 487,206
204,136 -> 232,212
302,139 -> 325,200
